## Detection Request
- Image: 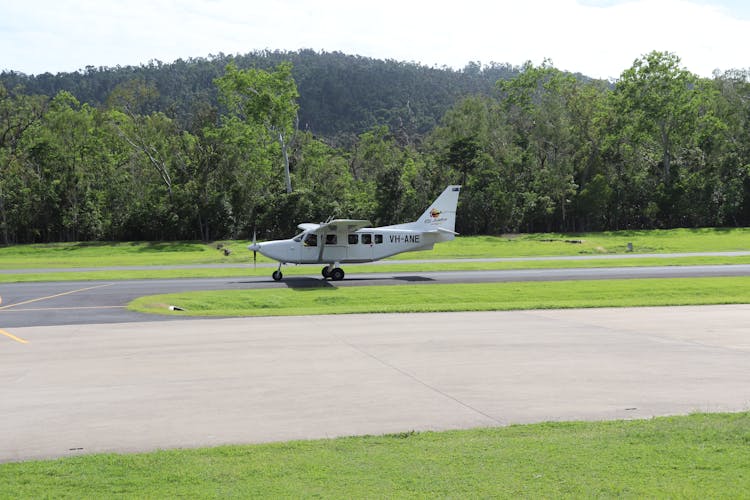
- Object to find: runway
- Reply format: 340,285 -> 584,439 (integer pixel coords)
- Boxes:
1,264 -> 750,327
2,306 -> 750,462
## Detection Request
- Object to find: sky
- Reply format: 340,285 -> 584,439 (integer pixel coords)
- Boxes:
1,0 -> 748,80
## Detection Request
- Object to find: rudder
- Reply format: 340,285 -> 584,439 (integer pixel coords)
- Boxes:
415,185 -> 461,235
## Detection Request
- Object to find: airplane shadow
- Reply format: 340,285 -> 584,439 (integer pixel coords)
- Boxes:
283,278 -> 336,289
341,275 -> 435,283
232,275 -> 436,290
287,275 -> 436,289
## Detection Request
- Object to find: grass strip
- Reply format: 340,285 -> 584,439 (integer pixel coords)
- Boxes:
3,255 -> 750,283
2,228 -> 749,270
129,276 -> 750,316
2,412 -> 749,497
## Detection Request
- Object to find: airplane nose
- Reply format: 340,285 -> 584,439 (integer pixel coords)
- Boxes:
248,240 -> 293,262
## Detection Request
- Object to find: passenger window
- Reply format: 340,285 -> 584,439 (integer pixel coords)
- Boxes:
361,234 -> 372,245
348,234 -> 358,245
374,234 -> 383,244
304,233 -> 317,247
325,234 -> 337,245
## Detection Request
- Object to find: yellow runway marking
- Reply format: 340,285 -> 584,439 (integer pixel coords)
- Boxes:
0,328 -> 28,344
0,284 -> 115,344
0,283 -> 113,311
1,305 -> 126,312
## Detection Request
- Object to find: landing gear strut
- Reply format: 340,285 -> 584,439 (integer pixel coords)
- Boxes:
272,263 -> 283,281
322,264 -> 345,281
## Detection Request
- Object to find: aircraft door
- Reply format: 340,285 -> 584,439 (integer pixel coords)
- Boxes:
348,232 -> 374,261
321,233 -> 347,261
299,232 -> 320,263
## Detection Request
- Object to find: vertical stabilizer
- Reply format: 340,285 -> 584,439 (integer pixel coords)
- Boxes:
381,185 -> 461,240
410,185 -> 461,239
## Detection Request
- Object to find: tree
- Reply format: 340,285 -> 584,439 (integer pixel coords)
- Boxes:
428,95 -> 520,234
611,51 -> 737,228
349,126 -> 412,225
0,83 -> 48,243
498,61 -> 580,231
16,91 -> 126,241
216,61 -> 299,193
210,114 -> 279,238
615,51 -> 700,186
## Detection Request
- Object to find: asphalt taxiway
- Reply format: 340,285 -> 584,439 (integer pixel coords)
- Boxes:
1,264 -> 750,327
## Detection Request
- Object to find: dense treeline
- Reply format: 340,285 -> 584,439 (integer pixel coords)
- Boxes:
1,50 -> 516,144
1,50 -> 749,244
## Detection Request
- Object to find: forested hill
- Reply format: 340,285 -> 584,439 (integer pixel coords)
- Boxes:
0,50 -> 518,141
3,49 -> 749,245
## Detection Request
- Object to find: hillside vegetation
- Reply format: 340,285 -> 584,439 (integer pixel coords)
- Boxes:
1,50 -> 515,142
1,50 -> 749,244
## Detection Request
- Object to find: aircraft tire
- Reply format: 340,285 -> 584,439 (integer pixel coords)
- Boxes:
272,270 -> 283,281
330,268 -> 345,281
321,266 -> 331,278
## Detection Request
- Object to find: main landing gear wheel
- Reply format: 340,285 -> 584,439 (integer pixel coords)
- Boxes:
322,266 -> 344,281
272,270 -> 283,281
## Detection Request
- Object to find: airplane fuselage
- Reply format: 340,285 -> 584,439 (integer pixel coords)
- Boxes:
257,228 -> 437,265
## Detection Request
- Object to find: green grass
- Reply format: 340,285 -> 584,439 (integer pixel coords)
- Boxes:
129,276 -> 750,317
1,228 -> 748,270
0,240 -> 255,269
2,412 -> 749,497
414,227 -> 750,259
394,226 -> 750,259
2,254 -> 750,283
1,227 -> 750,283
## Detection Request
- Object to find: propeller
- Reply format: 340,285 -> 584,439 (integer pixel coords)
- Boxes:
247,225 -> 259,269
252,227 -> 257,268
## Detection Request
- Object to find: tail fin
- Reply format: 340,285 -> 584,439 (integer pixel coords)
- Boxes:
414,185 -> 461,237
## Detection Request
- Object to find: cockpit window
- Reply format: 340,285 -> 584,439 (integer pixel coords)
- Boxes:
303,233 -> 318,246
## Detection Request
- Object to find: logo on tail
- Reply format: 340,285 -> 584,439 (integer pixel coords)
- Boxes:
430,208 -> 442,218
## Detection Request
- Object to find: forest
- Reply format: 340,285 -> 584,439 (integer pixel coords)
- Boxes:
1,49 -> 749,244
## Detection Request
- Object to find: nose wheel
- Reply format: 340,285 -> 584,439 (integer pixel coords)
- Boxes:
272,263 -> 283,281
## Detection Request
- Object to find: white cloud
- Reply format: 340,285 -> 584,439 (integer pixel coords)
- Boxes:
1,0 -> 747,78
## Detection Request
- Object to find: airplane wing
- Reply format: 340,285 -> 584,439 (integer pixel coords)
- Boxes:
308,219 -> 372,234
297,223 -> 321,232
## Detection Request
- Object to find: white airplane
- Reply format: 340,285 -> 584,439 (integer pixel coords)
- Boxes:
248,185 -> 461,281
